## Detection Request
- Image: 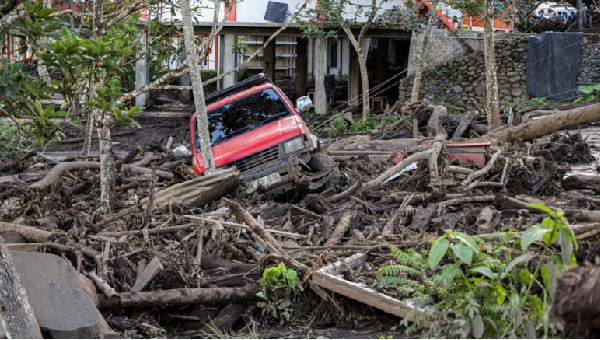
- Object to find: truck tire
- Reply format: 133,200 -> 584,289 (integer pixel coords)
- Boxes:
306,152 -> 340,190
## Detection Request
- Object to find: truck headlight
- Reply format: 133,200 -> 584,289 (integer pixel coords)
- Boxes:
283,137 -> 307,154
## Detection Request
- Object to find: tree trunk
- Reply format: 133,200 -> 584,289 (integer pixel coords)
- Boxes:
82,0 -> 104,157
342,0 -> 375,121
483,0 -> 500,130
180,0 -> 215,173
35,0 -> 52,86
0,238 -> 43,339
486,103 -> 600,142
343,28 -> 370,121
99,285 -> 260,308
0,3 -> 24,34
411,12 -> 434,103
97,116 -> 115,208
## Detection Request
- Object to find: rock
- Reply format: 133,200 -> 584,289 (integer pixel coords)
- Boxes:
512,89 -> 523,97
10,252 -> 101,338
453,85 -> 463,94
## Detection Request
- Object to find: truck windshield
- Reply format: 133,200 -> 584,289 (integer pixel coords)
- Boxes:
202,87 -> 292,146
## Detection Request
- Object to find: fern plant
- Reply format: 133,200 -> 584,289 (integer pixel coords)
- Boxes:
377,246 -> 429,297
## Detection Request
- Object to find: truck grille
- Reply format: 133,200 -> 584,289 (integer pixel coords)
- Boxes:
225,144 -> 280,173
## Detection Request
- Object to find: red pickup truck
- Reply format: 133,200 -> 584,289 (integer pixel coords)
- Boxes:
190,74 -> 336,196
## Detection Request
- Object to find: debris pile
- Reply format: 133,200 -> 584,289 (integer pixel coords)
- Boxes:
3,102 -> 600,338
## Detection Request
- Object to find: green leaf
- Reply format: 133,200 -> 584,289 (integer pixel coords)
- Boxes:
518,268 -> 533,286
506,251 -> 536,273
451,243 -> 474,265
527,203 -> 557,218
521,225 -> 549,250
472,313 -> 484,338
469,266 -> 495,279
435,263 -> 458,289
452,231 -> 479,253
558,228 -> 572,266
428,236 -> 449,270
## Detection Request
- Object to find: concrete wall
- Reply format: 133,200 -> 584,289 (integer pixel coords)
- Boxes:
402,32 -> 600,108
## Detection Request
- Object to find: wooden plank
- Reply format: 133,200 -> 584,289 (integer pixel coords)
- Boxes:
312,253 -> 414,318
131,256 -> 163,293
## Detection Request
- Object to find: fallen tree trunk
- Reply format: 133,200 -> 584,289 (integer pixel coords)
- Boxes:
361,134 -> 444,192
0,222 -> 54,243
0,238 -> 43,338
562,174 -> 600,194
99,285 -> 260,308
30,161 -> 173,189
141,168 -> 240,209
487,103 -> 600,143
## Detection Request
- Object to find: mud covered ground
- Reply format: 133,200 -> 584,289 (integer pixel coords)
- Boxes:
3,100 -> 600,338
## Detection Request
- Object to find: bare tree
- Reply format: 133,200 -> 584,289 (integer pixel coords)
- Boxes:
410,4 -> 435,102
484,0 -> 500,130
180,0 -> 216,173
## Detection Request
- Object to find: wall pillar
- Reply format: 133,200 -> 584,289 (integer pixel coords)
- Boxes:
221,33 -> 236,89
295,37 -> 308,100
135,30 -> 149,107
348,46 -> 360,109
314,37 -> 328,114
263,37 -> 276,81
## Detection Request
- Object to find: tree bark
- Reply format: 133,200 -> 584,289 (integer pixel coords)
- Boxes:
29,161 -> 173,190
483,0 -> 500,130
180,0 -> 215,173
99,285 -> 260,308
342,0 -> 376,121
411,10 -> 434,103
486,103 -> 600,143
324,210 -> 354,247
0,222 -> 53,243
0,2 -> 24,34
0,238 -> 43,339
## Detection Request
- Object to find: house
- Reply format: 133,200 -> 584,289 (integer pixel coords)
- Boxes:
137,0 -> 413,114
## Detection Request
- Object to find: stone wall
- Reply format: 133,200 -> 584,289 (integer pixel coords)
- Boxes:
402,32 -> 600,109
407,30 -> 484,76
578,35 -> 600,87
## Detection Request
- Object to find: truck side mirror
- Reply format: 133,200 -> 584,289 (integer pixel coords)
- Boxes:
295,96 -> 313,114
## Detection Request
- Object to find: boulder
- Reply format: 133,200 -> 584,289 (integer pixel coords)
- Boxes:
10,251 -> 101,338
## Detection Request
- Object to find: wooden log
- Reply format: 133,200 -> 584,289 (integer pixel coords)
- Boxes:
30,161 -> 173,189
328,179 -> 362,203
0,237 -> 43,338
0,222 -> 53,243
200,303 -> 246,334
362,134 -> 444,192
451,111 -> 475,139
130,256 -> 163,293
99,285 -> 260,309
495,194 -> 600,222
553,266 -> 600,334
324,211 -> 354,247
141,168 -> 240,209
562,174 -> 600,194
487,103 -> 600,143
427,105 -> 447,137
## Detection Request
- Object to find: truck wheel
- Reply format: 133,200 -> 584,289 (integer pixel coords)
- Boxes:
306,152 -> 340,190
307,152 -> 336,172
